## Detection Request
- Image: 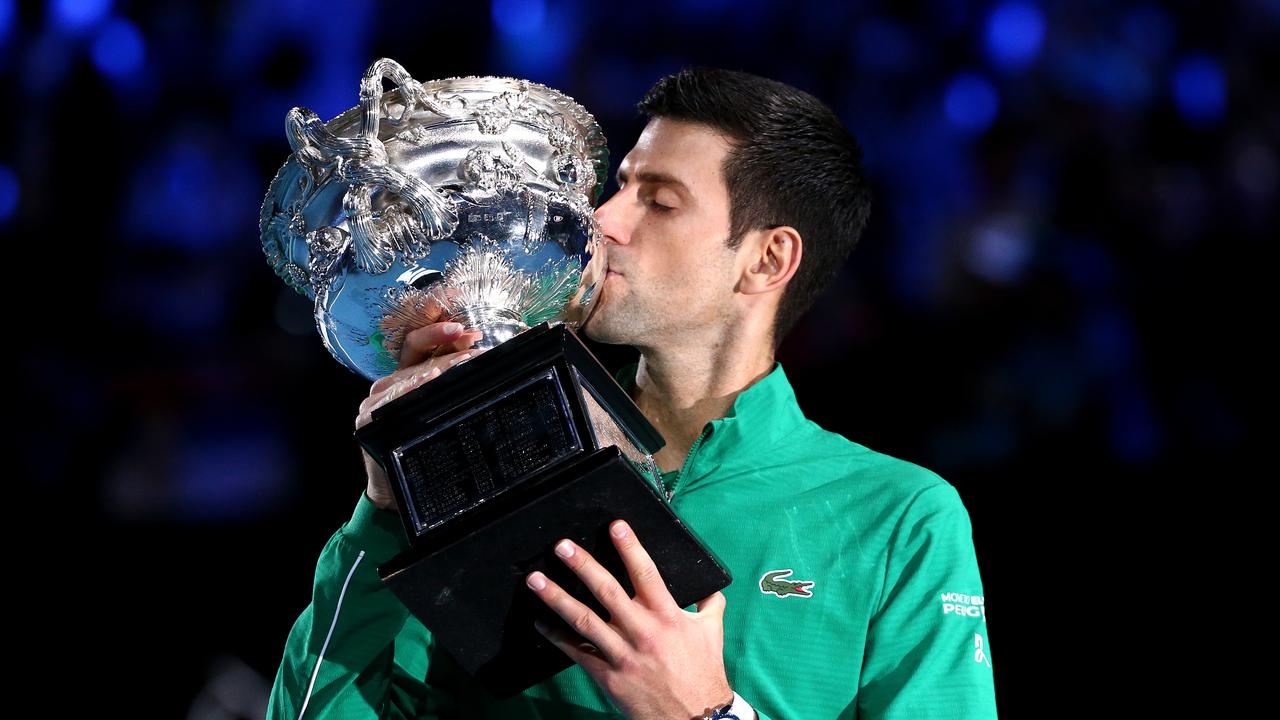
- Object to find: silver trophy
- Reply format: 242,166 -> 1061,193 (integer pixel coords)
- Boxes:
258,59 -> 729,697
260,57 -> 610,378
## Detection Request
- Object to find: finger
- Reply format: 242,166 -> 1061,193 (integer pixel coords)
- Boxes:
397,321 -> 466,369
378,353 -> 465,407
434,330 -> 484,356
525,571 -> 628,664
373,333 -> 483,392
356,365 -> 442,431
551,539 -> 643,634
369,344 -> 482,400
364,362 -> 443,414
358,347 -> 478,424
608,520 -> 679,611
372,360 -> 430,396
373,355 -> 434,394
370,360 -> 438,397
533,618 -> 612,674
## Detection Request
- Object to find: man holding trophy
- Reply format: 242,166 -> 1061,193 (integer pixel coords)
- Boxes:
263,59 -> 997,719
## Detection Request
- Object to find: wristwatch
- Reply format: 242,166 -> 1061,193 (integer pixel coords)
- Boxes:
701,699 -> 738,720
699,691 -> 752,720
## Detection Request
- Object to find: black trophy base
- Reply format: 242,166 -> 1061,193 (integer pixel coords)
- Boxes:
378,446 -> 732,699
355,322 -> 665,544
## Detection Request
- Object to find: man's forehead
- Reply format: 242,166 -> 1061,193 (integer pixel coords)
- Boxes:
616,118 -> 731,186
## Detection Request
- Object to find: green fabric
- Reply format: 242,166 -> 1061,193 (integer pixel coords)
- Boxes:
267,361 -> 997,719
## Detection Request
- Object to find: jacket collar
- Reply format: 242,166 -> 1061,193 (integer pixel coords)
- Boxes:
612,360 -> 809,467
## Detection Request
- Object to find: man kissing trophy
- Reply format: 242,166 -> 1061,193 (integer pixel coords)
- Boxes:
259,58 -> 730,697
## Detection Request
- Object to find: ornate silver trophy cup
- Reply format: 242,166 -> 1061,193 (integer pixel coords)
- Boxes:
260,59 -> 729,697
261,58 -> 609,374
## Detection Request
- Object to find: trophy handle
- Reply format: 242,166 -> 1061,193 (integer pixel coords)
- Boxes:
283,58 -> 458,278
359,58 -> 425,141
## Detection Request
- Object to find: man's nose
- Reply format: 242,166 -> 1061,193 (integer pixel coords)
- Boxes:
593,190 -> 630,245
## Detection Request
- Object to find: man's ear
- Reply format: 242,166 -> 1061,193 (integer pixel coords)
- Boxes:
740,226 -> 802,296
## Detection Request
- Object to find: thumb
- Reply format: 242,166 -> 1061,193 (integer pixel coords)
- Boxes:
695,591 -> 726,616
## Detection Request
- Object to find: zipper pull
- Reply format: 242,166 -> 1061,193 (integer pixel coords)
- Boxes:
666,425 -> 711,503
639,454 -> 673,505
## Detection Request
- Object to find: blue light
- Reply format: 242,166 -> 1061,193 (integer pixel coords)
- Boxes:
49,0 -> 112,33
90,17 -> 144,79
969,218 -> 1033,285
1050,42 -> 1153,109
943,72 -> 999,133
176,423 -> 292,521
1172,54 -> 1226,126
0,165 -> 17,223
985,1 -> 1045,71
494,27 -> 569,84
0,0 -> 15,44
491,0 -> 579,86
127,139 -> 258,252
166,151 -> 216,222
491,0 -> 545,36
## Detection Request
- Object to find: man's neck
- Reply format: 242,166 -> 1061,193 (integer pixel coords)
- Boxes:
630,335 -> 775,473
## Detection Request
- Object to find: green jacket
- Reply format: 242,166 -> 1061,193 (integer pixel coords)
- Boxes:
268,362 -> 997,718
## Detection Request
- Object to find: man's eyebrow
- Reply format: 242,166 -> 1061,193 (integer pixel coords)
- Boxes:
615,168 -> 690,192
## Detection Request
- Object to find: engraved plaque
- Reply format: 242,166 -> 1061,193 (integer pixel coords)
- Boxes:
392,367 -> 582,536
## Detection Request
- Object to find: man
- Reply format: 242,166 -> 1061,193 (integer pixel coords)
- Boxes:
268,67 -> 997,719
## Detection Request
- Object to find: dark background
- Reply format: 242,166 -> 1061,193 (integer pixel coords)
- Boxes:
5,0 -> 1267,716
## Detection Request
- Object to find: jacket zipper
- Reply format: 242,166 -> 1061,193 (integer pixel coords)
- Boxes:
665,425 -> 709,502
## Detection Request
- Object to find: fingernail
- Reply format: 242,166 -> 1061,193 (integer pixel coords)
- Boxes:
555,539 -> 575,558
610,521 -> 628,539
449,352 -> 474,366
415,366 -> 441,382
443,322 -> 463,334
527,572 -> 547,590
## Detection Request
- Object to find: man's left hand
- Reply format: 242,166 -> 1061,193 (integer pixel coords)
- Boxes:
526,519 -> 734,720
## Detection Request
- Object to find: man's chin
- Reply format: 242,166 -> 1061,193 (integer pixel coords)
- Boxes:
580,318 -> 613,344
580,313 -> 628,346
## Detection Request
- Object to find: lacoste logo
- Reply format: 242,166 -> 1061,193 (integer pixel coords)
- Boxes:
759,569 -> 815,598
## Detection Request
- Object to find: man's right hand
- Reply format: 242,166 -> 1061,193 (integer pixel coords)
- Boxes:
355,320 -> 485,512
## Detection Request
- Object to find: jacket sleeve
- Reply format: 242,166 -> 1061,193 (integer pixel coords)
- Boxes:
854,482 -> 998,720
266,493 -> 460,719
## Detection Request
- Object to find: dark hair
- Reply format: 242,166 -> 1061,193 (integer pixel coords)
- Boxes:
636,67 -> 872,348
